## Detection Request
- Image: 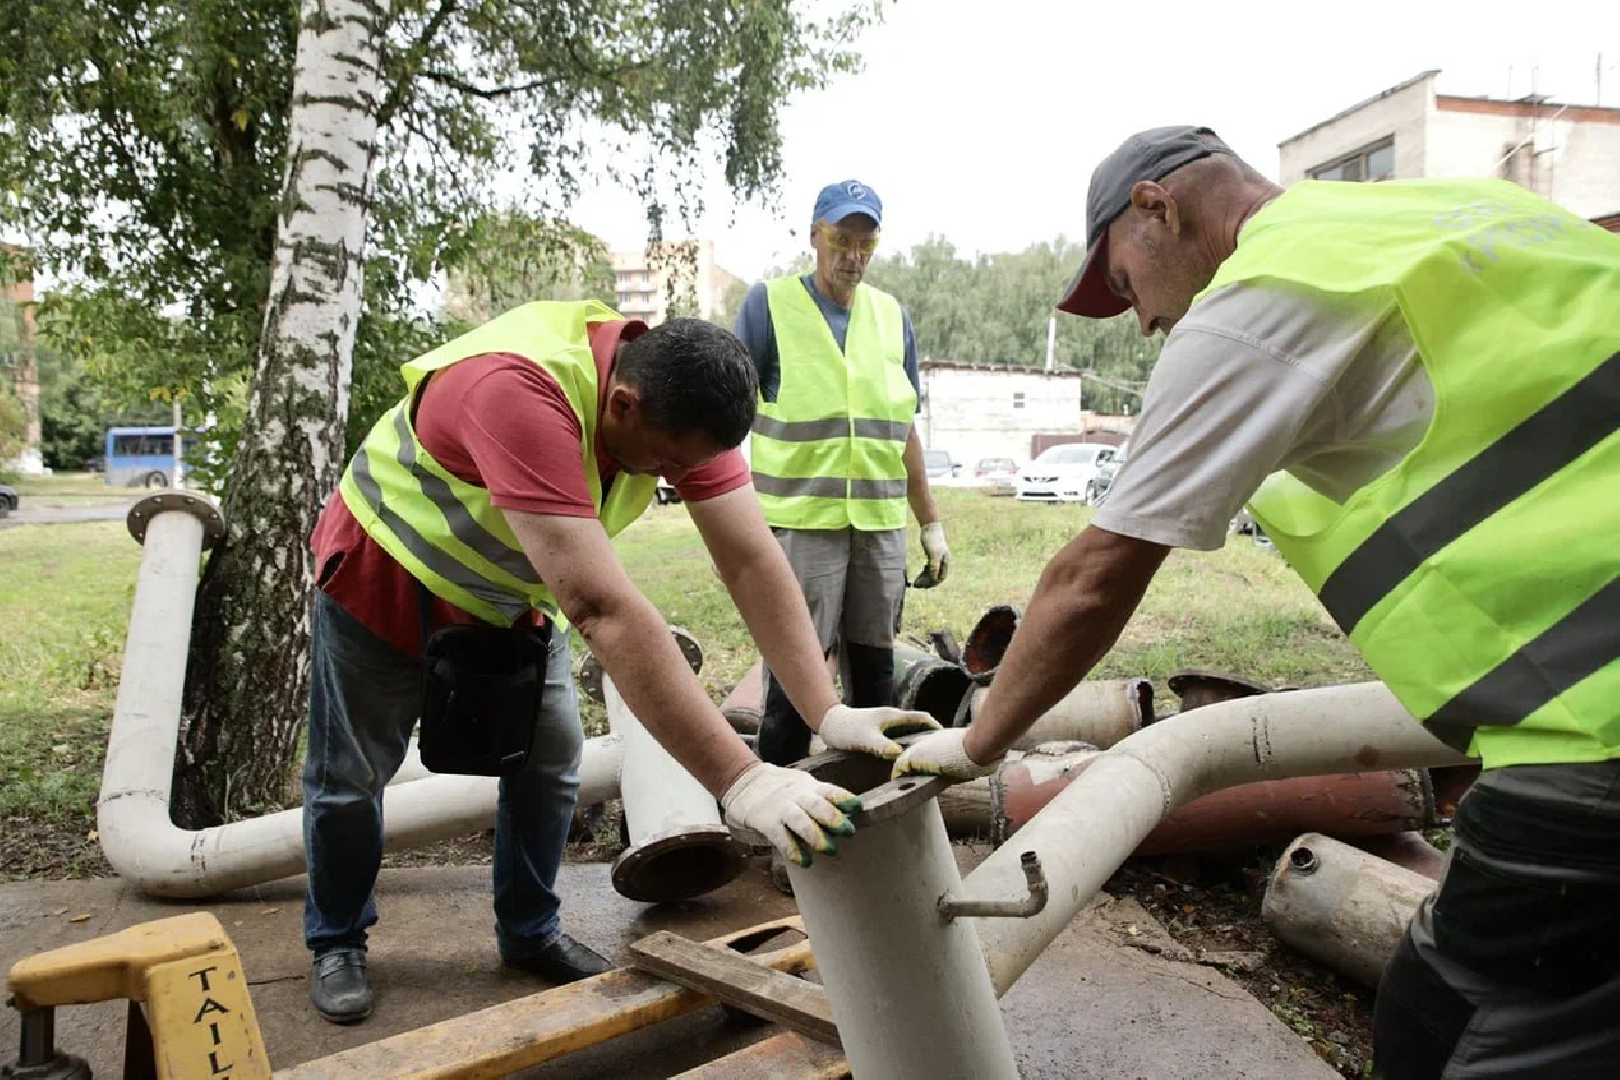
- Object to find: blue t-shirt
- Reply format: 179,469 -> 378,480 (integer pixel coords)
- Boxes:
733,275 -> 921,408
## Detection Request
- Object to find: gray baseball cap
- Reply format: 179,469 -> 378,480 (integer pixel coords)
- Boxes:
1056,125 -> 1234,318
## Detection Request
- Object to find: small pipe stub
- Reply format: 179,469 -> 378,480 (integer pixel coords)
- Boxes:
1289,845 -> 1321,875
578,626 -> 703,704
125,489 -> 226,550
1167,669 -> 1269,712
938,850 -> 1049,920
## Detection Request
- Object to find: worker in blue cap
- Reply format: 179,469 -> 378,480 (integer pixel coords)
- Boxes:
733,180 -> 949,887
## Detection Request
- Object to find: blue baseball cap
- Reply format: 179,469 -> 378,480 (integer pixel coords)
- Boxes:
812,179 -> 883,227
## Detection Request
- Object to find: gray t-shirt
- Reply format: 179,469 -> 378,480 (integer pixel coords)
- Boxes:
733,275 -> 921,406
1094,281 -> 1435,550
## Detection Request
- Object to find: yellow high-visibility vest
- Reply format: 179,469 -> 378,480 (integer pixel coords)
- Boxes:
339,301 -> 656,625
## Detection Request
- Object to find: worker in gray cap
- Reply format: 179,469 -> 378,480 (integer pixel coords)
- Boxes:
734,179 -> 949,790
894,125 -> 1620,1077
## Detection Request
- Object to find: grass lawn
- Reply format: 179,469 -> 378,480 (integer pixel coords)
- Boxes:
6,471 -> 147,509
0,489 -> 1369,880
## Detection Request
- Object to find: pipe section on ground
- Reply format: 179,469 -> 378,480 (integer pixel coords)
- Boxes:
962,683 -> 1473,995
605,630 -> 747,903
97,494 -> 624,899
1349,831 -> 1448,881
963,678 -> 1151,750
1263,832 -> 1437,987
892,643 -> 974,727
961,605 -> 1021,684
1167,669 -> 1269,712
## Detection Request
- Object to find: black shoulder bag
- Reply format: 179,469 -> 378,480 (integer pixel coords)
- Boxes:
416,584 -> 552,776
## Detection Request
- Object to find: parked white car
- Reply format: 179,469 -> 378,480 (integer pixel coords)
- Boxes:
1016,443 -> 1121,504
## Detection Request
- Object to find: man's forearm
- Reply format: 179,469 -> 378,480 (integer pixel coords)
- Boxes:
962,526 -> 1167,765
576,595 -> 759,797
903,426 -> 939,525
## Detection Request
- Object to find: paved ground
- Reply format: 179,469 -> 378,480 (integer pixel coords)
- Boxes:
0,850 -> 1334,1078
0,498 -> 142,529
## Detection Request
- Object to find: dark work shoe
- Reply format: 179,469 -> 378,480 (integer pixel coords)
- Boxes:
501,933 -> 613,984
309,948 -> 372,1024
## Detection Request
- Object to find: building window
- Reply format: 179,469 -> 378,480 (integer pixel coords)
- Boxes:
1012,392 -> 1026,410
1311,138 -> 1395,183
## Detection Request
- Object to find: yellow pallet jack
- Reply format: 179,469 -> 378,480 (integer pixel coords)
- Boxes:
4,912 -> 848,1079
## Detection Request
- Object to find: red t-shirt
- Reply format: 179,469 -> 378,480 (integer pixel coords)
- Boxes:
312,319 -> 750,656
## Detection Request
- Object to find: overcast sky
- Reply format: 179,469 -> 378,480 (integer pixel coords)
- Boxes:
568,0 -> 1617,280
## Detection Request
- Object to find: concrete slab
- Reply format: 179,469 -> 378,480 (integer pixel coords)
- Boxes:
1,857 -> 1333,1078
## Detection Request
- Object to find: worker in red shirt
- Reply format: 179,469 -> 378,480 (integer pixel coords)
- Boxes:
304,302 -> 936,1023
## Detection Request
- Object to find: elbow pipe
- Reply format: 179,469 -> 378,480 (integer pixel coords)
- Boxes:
97,494 -> 623,899
964,682 -> 1474,995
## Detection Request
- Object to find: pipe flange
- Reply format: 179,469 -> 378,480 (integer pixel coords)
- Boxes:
578,626 -> 704,704
610,825 -> 750,903
728,737 -> 951,849
125,490 -> 226,550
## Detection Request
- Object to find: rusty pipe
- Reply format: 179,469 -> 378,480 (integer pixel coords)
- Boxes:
942,747 -> 1439,852
961,605 -> 1021,684
719,658 -> 765,735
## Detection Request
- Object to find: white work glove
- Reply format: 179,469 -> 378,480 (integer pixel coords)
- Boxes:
918,521 -> 951,587
891,728 -> 1002,782
721,761 -> 862,867
818,704 -> 942,760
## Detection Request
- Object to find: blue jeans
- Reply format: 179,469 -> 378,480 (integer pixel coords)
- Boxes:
301,590 -> 583,958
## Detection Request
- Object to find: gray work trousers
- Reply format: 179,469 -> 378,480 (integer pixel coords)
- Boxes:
756,526 -> 908,766
1373,758 -> 1620,1078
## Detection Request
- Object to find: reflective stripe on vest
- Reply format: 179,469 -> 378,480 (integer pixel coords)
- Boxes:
1226,179 -> 1620,768
338,300 -> 657,626
750,277 -> 915,531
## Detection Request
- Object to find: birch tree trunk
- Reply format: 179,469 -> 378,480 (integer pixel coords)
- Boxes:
174,0 -> 389,825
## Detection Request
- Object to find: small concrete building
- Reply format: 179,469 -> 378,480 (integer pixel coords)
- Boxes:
916,359 -> 1131,467
1279,70 -> 1620,225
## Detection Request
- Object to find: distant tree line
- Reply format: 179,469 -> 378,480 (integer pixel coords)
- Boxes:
720,237 -> 1160,414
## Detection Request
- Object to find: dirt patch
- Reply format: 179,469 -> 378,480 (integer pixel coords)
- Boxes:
2,815 -> 112,881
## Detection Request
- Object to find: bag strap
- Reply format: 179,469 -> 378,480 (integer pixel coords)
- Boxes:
417,577 -> 436,655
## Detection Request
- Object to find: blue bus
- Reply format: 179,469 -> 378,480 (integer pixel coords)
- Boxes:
104,426 -> 199,487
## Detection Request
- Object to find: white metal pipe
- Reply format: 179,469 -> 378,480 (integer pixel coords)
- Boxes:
978,677 -> 1152,751
965,683 -> 1473,995
605,674 -> 745,902
785,790 -> 1018,1080
1263,832 -> 1437,988
96,499 -> 623,899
